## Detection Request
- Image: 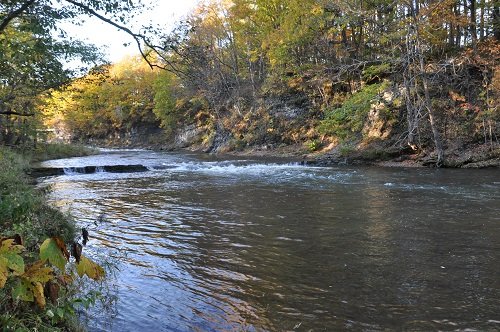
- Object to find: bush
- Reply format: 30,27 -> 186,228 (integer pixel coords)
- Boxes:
306,139 -> 322,152
362,63 -> 392,83
319,81 -> 389,140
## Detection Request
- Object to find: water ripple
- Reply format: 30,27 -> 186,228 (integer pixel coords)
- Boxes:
39,151 -> 500,331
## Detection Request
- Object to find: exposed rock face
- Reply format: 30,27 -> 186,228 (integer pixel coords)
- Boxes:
265,96 -> 309,120
362,91 -> 395,140
461,158 -> 500,168
205,123 -> 232,153
173,124 -> 205,148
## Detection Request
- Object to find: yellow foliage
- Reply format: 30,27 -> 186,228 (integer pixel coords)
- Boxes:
76,255 -> 105,280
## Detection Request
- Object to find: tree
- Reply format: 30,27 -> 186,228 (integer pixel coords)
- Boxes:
0,0 -> 153,145
43,56 -> 160,141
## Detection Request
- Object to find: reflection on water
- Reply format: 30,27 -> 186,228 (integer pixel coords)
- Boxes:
39,150 -> 500,331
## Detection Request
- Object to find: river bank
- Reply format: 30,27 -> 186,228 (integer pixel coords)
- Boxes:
0,143 -> 98,331
81,135 -> 500,169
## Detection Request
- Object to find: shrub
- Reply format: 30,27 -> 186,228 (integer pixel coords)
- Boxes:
319,81 -> 389,140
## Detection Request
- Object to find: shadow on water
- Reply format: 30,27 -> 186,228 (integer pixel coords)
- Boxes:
39,150 -> 500,331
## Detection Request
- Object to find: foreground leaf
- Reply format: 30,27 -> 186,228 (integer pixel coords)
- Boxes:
12,280 -> 33,302
40,238 -> 69,271
0,257 -> 8,288
4,251 -> 24,275
0,234 -> 23,246
32,281 -> 46,309
0,239 -> 25,287
23,261 -> 54,284
71,242 -> 82,263
45,281 -> 60,304
76,255 -> 105,280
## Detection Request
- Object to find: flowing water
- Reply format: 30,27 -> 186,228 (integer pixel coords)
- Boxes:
38,149 -> 500,331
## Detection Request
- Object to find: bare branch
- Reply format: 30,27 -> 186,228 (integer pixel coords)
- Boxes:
63,0 -> 187,76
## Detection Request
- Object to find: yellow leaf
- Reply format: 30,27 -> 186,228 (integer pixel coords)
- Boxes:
32,281 -> 46,309
76,256 -> 105,280
0,239 -> 14,253
0,257 -> 8,288
0,238 -> 23,255
0,239 -> 25,287
23,261 -> 54,284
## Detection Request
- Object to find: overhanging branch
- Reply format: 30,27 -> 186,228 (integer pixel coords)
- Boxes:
0,110 -> 35,117
0,0 -> 37,33
63,0 -> 187,76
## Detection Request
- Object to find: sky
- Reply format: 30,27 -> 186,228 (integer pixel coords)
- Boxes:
60,0 -> 200,64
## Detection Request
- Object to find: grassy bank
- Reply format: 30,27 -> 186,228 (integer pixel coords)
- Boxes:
30,143 -> 98,163
0,144 -> 101,331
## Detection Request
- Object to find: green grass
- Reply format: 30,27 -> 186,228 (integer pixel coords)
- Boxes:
29,143 -> 98,162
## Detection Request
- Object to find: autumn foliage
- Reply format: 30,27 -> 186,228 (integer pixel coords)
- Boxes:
1,235 -> 104,310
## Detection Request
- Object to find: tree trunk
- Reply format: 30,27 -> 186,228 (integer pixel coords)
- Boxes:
417,40 -> 445,166
455,5 -> 462,46
479,0 -> 485,40
494,2 -> 500,40
470,0 -> 478,50
403,1 -> 445,166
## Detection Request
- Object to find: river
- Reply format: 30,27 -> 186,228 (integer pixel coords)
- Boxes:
38,149 -> 500,331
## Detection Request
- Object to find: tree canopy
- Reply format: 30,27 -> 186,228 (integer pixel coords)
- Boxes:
1,0 -> 499,165
0,0 -> 156,144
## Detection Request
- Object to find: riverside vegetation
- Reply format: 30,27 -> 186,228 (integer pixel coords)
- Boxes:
0,144 -> 104,330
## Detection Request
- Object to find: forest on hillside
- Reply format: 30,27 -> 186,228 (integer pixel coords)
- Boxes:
1,0 -> 499,167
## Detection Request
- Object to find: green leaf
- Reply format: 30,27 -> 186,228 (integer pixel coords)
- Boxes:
76,255 -> 105,280
56,307 -> 64,319
4,252 -> 25,274
12,280 -> 34,302
40,238 -> 68,271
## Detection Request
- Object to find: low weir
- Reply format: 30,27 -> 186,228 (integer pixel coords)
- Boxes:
30,164 -> 149,177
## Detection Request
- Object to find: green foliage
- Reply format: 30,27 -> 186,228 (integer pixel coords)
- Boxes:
0,234 -> 104,306
228,138 -> 247,151
339,142 -> 356,156
153,71 -> 178,134
362,64 -> 392,83
306,139 -> 322,152
319,82 -> 389,140
0,146 -> 105,330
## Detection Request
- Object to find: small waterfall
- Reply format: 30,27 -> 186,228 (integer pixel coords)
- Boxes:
63,167 -> 88,175
96,166 -> 105,173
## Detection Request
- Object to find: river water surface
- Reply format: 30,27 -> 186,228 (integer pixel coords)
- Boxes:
39,150 -> 500,331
